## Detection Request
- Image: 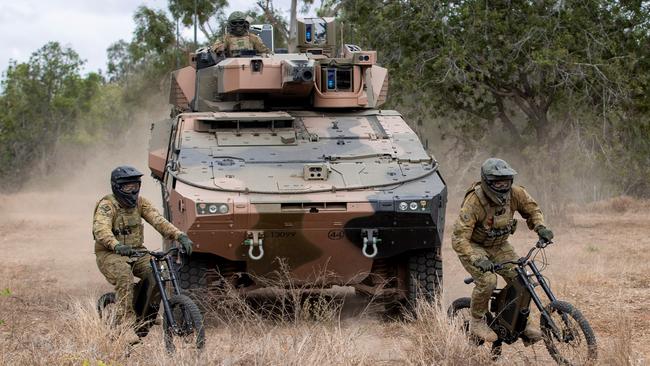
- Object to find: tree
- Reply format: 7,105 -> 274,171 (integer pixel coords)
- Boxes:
132,6 -> 176,58
107,40 -> 132,83
257,0 -> 315,51
342,0 -> 650,201
0,42 -> 101,181
168,0 -> 228,42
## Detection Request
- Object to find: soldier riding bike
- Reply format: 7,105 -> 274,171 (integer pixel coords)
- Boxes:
449,238 -> 598,364
93,165 -> 195,344
451,158 -> 554,343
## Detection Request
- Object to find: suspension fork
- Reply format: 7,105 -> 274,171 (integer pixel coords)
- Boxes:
527,261 -> 565,338
151,256 -> 177,330
165,255 -> 183,296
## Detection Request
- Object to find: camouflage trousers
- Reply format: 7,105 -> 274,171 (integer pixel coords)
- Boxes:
96,251 -> 160,323
458,241 -> 518,319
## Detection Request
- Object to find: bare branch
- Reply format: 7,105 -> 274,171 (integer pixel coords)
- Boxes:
256,0 -> 289,40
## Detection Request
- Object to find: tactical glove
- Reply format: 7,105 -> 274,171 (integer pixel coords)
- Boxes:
536,226 -> 554,243
177,233 -> 194,256
473,257 -> 495,273
114,243 -> 135,256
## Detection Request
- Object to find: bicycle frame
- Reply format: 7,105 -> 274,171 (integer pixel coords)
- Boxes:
490,241 -> 567,343
145,248 -> 186,334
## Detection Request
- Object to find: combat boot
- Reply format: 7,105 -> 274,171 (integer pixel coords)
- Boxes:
522,324 -> 543,346
469,317 -> 498,343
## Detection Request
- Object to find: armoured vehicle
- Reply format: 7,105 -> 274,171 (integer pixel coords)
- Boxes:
148,18 -> 447,308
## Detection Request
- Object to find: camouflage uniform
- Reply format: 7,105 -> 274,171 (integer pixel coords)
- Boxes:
211,33 -> 270,57
452,182 -> 545,319
93,194 -> 182,320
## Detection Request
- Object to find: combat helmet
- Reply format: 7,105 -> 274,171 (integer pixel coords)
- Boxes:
480,158 -> 517,206
111,165 -> 143,208
227,11 -> 249,36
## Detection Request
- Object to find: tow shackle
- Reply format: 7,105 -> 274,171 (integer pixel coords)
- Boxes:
244,231 -> 265,260
361,229 -> 381,259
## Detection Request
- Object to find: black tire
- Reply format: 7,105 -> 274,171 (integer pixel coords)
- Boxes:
447,297 -> 489,346
163,294 -> 206,353
97,292 -> 116,319
540,300 -> 597,365
407,248 -> 443,304
178,259 -> 208,290
447,297 -> 485,343
447,297 -> 471,319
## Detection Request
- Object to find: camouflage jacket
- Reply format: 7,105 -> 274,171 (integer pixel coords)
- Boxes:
93,194 -> 182,253
211,33 -> 269,57
451,183 -> 545,262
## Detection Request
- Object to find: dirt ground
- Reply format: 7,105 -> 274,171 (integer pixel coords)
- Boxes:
0,121 -> 648,364
1,181 -> 648,364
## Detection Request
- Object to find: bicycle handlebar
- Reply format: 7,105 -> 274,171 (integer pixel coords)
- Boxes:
463,239 -> 554,284
130,245 -> 185,259
493,239 -> 553,269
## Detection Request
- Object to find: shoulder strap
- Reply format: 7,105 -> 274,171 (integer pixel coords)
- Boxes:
474,186 -> 491,209
474,185 -> 497,222
136,196 -> 144,215
461,182 -> 480,204
94,194 -> 117,215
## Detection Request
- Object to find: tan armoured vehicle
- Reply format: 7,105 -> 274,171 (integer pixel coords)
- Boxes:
148,18 -> 447,308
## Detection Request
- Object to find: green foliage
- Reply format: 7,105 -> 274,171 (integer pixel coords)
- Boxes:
1,288 -> 11,297
168,0 -> 228,41
342,0 -> 650,199
0,42 -> 102,182
133,6 -> 176,57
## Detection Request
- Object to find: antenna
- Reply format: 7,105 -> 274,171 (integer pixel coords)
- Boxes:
193,0 -> 198,45
175,17 -> 180,68
340,22 -> 344,57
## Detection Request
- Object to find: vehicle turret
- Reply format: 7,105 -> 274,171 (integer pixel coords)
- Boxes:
169,18 -> 388,113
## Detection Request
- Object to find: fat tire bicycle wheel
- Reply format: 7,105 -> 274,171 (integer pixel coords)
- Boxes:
540,300 -> 597,365
97,292 -> 116,319
163,294 -> 205,353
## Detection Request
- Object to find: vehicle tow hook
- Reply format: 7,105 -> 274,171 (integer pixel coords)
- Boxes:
244,231 -> 265,260
361,229 -> 381,258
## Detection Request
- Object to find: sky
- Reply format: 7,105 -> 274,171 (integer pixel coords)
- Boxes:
0,0 -> 307,76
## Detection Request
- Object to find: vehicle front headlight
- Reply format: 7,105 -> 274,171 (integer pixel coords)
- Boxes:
196,202 -> 230,215
395,199 -> 431,213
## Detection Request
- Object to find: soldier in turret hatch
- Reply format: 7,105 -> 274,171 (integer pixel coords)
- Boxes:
212,11 -> 269,57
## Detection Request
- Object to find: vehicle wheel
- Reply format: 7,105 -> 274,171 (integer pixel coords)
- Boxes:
97,292 -> 116,319
540,300 -> 597,365
178,259 -> 208,290
407,248 -> 443,305
163,294 -> 206,353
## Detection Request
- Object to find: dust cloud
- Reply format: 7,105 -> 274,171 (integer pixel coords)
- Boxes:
0,100 -> 169,294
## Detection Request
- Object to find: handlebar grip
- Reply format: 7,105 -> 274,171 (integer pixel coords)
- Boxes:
536,239 -> 553,248
130,250 -> 149,258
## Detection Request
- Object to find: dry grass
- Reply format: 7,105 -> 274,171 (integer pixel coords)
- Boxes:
2,195 -> 650,365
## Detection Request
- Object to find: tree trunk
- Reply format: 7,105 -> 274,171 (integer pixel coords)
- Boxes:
288,0 -> 298,52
